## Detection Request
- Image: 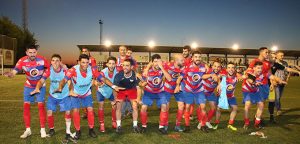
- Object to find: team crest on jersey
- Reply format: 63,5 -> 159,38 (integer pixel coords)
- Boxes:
192,74 -> 201,82
152,77 -> 161,85
30,68 -> 39,77
172,73 -> 180,79
227,84 -> 234,91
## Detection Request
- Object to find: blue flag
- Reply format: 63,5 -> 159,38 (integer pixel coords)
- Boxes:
218,76 -> 229,109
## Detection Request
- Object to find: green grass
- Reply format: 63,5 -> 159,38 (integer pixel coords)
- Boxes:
0,75 -> 300,144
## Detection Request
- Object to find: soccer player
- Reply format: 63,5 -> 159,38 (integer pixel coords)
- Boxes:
176,50 -> 209,132
4,45 -> 49,138
97,56 -> 118,132
55,54 -> 122,140
113,59 -> 142,133
140,54 -> 172,134
182,45 -> 195,120
163,54 -> 185,132
30,54 -> 75,141
201,60 -> 222,129
242,61 -> 286,130
80,47 -> 97,119
214,62 -> 240,131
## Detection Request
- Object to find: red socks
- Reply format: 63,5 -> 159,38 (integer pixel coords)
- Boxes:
98,109 -> 104,124
184,111 -> 190,126
23,103 -> 31,128
159,111 -> 168,126
140,111 -> 148,126
48,115 -> 54,129
228,119 -> 234,125
176,110 -> 184,126
207,109 -> 216,122
73,111 -> 81,131
244,118 -> 250,125
111,108 -> 116,123
38,103 -> 46,128
87,111 -> 94,128
201,112 -> 207,126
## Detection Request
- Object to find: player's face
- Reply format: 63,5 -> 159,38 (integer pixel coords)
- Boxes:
276,52 -> 284,61
175,56 -> 184,68
260,49 -> 269,60
79,58 -> 89,71
212,62 -> 221,73
192,54 -> 202,65
123,61 -> 132,74
182,49 -> 190,58
119,46 -> 127,56
226,64 -> 235,76
51,57 -> 61,70
26,49 -> 37,61
126,50 -> 132,57
254,65 -> 263,75
106,60 -> 116,71
81,48 -> 90,56
152,59 -> 160,69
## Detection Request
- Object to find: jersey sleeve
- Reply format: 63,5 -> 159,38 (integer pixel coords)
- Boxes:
96,71 -> 105,82
42,68 -> 50,80
248,59 -> 256,69
65,68 -> 76,80
13,57 -> 25,72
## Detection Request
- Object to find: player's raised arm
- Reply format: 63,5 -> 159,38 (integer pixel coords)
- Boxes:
157,60 -> 172,81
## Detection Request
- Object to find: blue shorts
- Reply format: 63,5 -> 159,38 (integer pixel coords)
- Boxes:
259,84 -> 270,100
24,87 -> 46,103
243,92 -> 263,104
163,91 -> 184,102
47,96 -> 71,112
96,91 -> 114,102
70,95 -> 93,109
183,90 -> 206,105
228,97 -> 237,106
142,91 -> 168,107
206,93 -> 218,103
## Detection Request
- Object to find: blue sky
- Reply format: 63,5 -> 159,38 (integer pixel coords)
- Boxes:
1,0 -> 300,64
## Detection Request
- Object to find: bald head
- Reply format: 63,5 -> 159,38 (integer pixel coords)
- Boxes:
174,54 -> 184,67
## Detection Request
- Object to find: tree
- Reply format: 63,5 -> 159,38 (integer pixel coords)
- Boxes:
0,16 -> 37,61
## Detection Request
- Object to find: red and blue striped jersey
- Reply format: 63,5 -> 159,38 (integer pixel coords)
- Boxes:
143,67 -> 164,93
163,62 -> 184,94
183,63 -> 207,93
14,55 -> 50,88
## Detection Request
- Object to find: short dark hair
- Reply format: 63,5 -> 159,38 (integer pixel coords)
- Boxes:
259,47 -> 268,53
227,62 -> 235,66
183,45 -> 191,51
126,46 -> 133,52
26,44 -> 39,50
79,54 -> 90,61
254,61 -> 263,67
107,56 -> 117,63
192,50 -> 201,56
124,58 -> 134,66
51,54 -> 61,60
151,54 -> 161,62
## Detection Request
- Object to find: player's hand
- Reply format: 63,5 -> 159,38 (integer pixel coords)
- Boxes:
52,88 -> 62,94
3,72 -> 14,78
97,81 -> 105,87
174,85 -> 181,93
69,90 -> 78,97
157,60 -> 164,69
280,80 -> 287,85
113,86 -> 125,92
211,74 -> 219,82
30,88 -> 40,95
255,82 -> 262,86
216,84 -> 221,94
137,100 -> 143,105
111,100 -> 117,106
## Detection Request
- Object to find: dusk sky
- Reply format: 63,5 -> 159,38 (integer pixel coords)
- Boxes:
1,0 -> 300,64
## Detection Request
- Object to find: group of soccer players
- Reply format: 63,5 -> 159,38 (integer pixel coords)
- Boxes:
4,44 -> 300,142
